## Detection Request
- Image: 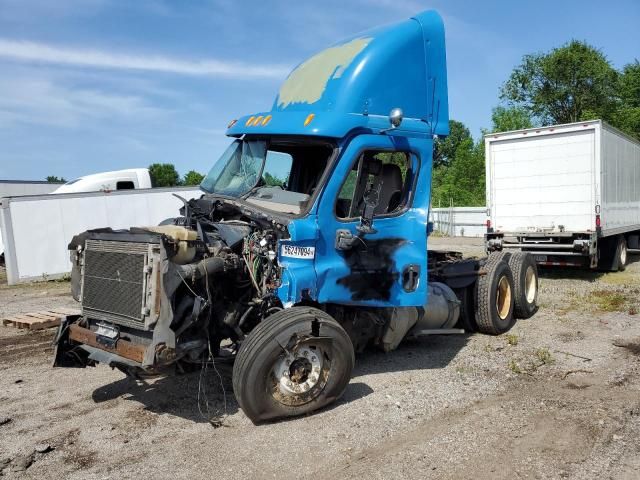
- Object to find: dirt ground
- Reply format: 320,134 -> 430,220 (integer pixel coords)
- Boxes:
1,238 -> 639,479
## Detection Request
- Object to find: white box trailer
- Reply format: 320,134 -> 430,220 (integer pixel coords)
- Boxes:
485,120 -> 640,270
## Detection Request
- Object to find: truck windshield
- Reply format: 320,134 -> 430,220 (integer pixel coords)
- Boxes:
200,140 -> 267,197
200,139 -> 334,214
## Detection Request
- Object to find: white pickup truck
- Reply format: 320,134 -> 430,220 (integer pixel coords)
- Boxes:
1,169 -> 152,263
51,168 -> 152,194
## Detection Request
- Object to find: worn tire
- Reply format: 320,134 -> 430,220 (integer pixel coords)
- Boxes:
454,251 -> 508,333
232,307 -> 354,424
507,252 -> 539,319
474,259 -> 515,335
486,251 -> 510,264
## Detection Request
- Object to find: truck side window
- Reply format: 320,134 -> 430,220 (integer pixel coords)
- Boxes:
336,151 -> 411,219
116,181 -> 135,190
261,151 -> 292,188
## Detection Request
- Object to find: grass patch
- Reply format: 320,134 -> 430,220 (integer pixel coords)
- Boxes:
535,347 -> 554,365
589,290 -> 628,312
600,271 -> 639,286
506,334 -> 519,346
508,359 -> 522,374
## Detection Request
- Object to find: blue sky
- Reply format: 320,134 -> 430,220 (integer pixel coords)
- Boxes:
0,0 -> 638,181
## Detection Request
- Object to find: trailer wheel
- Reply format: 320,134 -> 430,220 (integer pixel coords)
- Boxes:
475,259 -> 515,335
617,236 -> 628,272
598,235 -> 627,272
507,252 -> 539,319
232,307 -> 354,424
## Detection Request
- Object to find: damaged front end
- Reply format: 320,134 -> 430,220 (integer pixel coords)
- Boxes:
54,198 -> 286,376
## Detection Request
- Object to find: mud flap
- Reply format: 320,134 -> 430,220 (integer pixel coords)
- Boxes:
52,315 -> 91,368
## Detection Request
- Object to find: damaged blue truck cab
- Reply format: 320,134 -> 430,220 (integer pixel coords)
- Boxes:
229,10 -> 449,308
54,11 -> 538,424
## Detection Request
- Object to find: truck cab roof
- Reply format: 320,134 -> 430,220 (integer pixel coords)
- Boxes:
227,10 -> 449,140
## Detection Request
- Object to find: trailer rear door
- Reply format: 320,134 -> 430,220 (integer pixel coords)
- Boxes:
487,126 -> 596,233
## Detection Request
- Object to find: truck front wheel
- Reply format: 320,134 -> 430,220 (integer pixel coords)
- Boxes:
232,307 -> 354,424
475,259 -> 516,335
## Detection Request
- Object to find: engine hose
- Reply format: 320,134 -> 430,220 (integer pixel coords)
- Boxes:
178,257 -> 225,279
238,305 -> 255,330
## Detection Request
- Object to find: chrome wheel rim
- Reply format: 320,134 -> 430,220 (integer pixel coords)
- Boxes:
525,266 -> 537,304
272,345 -> 327,406
497,276 -> 512,320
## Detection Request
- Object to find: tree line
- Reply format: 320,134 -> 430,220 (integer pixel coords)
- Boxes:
147,164 -> 205,187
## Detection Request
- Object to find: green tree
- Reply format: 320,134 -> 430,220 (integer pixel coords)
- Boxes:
148,163 -> 181,187
183,170 -> 205,186
434,120 -> 472,168
373,151 -> 408,178
263,172 -> 286,187
432,138 -> 485,207
490,106 -> 534,133
501,40 -> 618,125
46,175 -> 66,183
612,61 -> 640,140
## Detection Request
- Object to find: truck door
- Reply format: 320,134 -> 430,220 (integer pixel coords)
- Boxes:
314,134 -> 431,307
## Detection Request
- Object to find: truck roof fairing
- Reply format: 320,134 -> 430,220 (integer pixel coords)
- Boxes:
227,10 -> 449,139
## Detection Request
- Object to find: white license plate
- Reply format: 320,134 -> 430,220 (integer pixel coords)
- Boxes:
96,323 -> 119,339
534,255 -> 547,262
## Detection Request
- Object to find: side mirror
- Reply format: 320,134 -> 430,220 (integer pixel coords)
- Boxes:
389,108 -> 403,128
379,108 -> 404,134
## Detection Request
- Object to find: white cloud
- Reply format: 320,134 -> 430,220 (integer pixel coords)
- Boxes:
0,77 -> 164,128
0,39 -> 291,79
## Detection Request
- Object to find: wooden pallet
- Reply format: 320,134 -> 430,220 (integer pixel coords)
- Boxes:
2,308 -> 79,330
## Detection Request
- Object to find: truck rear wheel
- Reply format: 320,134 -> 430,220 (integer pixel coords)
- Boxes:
232,307 -> 354,424
617,236 -> 628,272
598,235 -> 627,272
475,259 -> 515,335
507,252 -> 539,319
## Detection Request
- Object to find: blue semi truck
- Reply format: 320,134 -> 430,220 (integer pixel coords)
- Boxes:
54,10 -> 539,423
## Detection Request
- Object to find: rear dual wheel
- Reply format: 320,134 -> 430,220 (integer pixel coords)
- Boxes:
232,307 -> 354,424
484,251 -> 539,318
475,259 -> 516,335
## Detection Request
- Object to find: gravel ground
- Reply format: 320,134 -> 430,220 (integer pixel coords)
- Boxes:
1,239 -> 639,479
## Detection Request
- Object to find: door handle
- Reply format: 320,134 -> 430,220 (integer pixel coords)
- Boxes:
402,264 -> 419,292
335,229 -> 357,251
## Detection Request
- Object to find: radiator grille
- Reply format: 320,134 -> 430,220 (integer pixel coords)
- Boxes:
82,240 -> 149,327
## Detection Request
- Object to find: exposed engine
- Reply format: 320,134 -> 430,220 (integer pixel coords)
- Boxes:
58,195 -> 289,374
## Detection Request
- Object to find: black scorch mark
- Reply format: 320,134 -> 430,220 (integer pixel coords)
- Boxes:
337,238 -> 406,301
